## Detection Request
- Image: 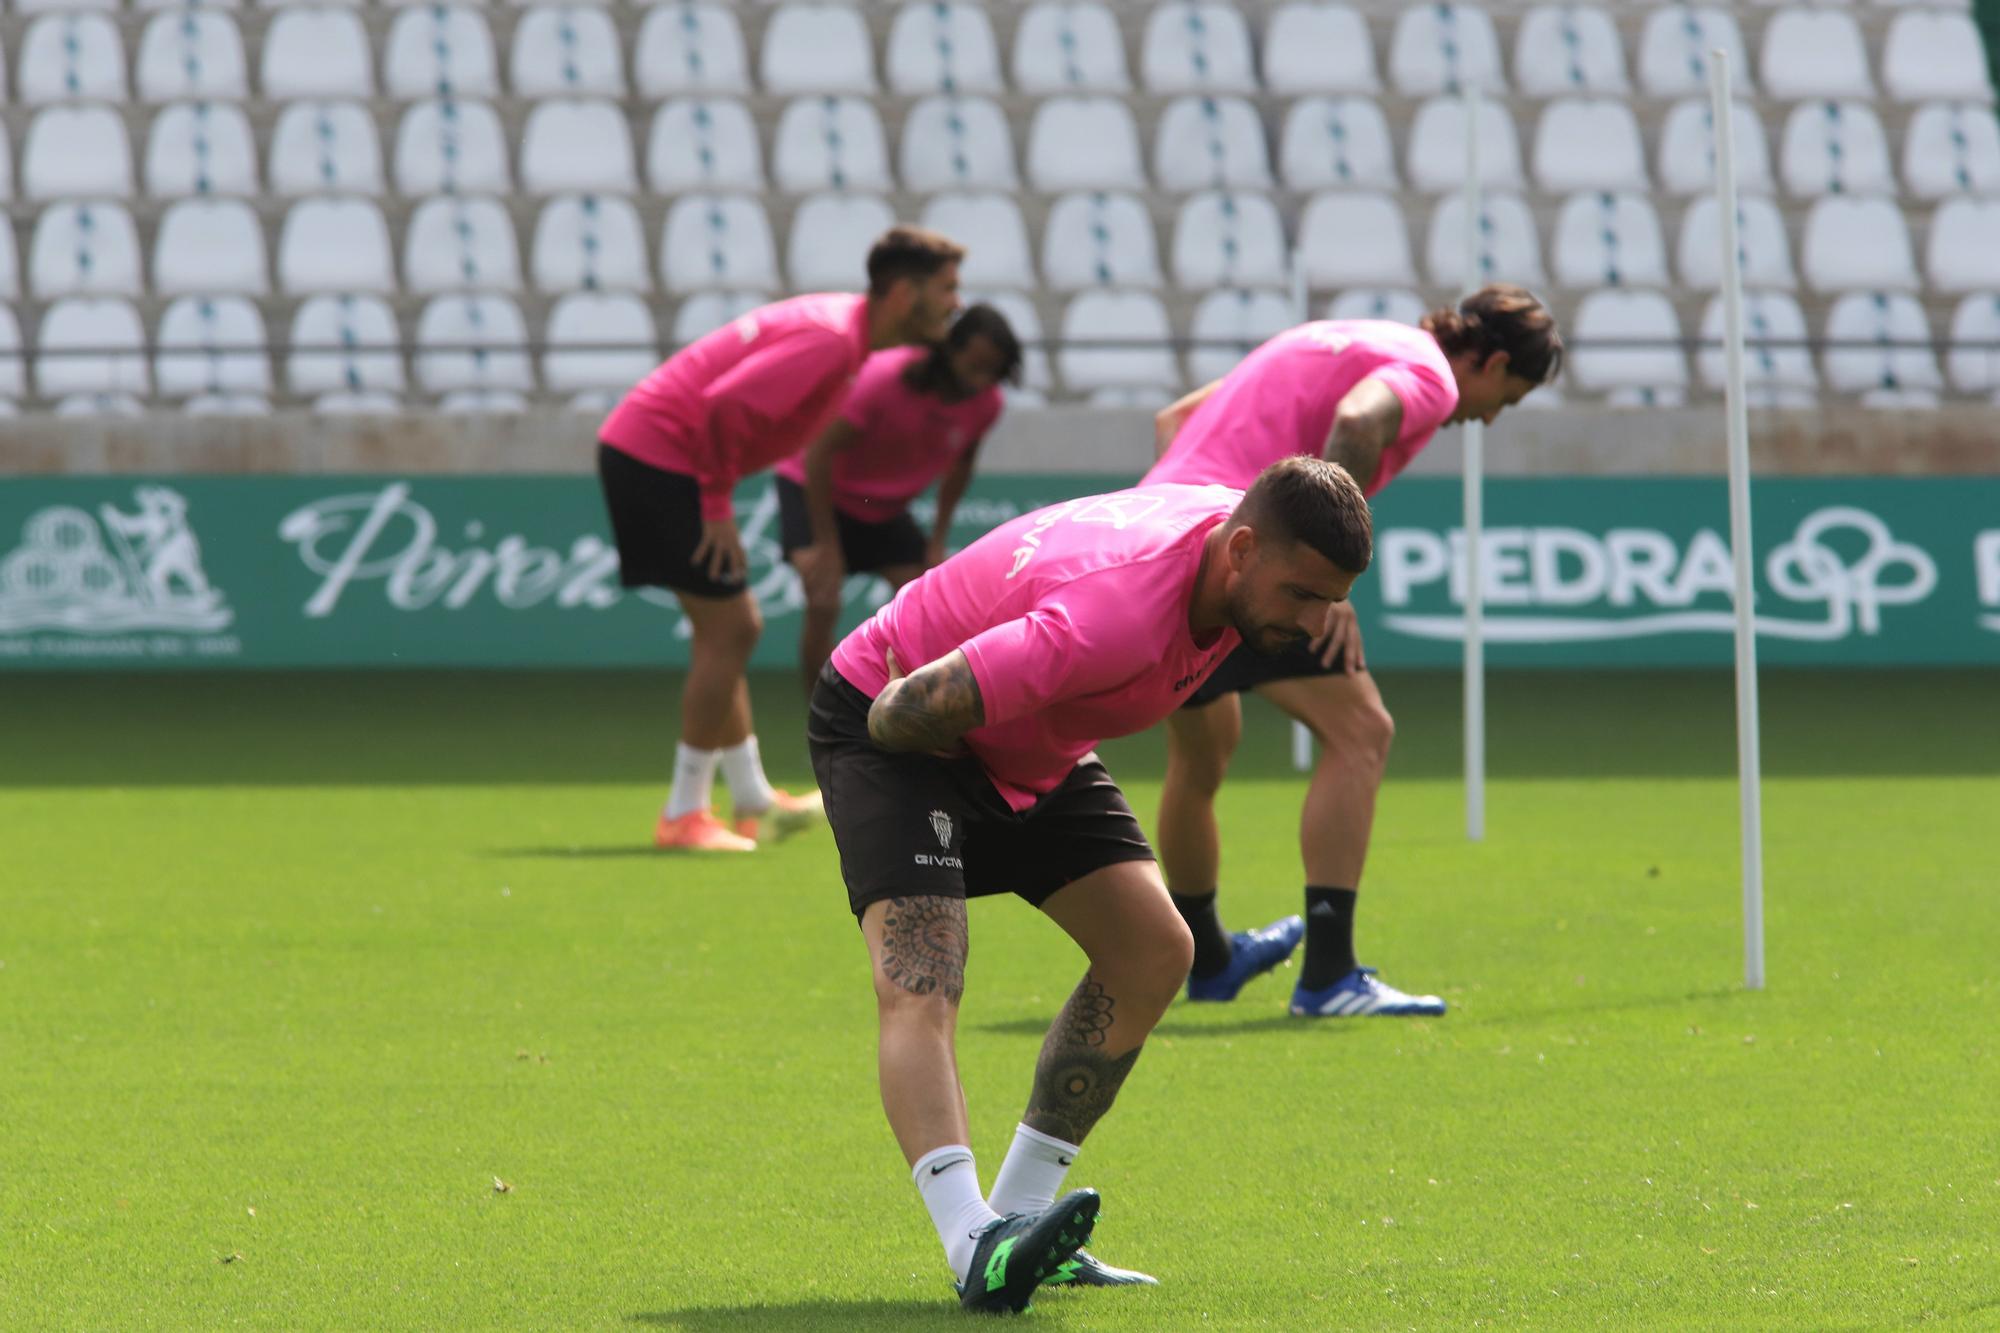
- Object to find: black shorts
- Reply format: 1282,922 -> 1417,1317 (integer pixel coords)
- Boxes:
596,443 -> 745,599
775,476 -> 928,574
1184,638 -> 1349,708
807,665 -> 1155,918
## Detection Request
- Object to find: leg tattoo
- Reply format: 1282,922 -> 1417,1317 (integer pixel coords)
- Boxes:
1023,972 -> 1141,1144
878,896 -> 968,1004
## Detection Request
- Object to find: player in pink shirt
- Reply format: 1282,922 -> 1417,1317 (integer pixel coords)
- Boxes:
807,458 -> 1374,1309
595,226 -> 965,853
774,304 -> 1021,694
1144,285 -> 1564,1019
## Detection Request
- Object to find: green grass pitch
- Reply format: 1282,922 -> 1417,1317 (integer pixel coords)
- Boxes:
3,669 -> 1996,1330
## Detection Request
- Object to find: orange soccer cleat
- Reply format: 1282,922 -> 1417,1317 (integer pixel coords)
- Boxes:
733,787 -> 827,842
654,808 -> 758,853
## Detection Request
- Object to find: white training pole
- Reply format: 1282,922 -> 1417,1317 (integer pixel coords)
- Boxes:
1710,49 -> 1767,990
1291,247 -> 1315,774
1461,82 -> 1487,843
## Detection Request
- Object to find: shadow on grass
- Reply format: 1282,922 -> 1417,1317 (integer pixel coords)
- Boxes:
975,1012 -> 1335,1039
483,845 -> 690,861
628,1301 -> 964,1330
1457,986 -> 1751,1028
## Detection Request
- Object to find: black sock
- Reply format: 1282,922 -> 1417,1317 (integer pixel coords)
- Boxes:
1300,886 -> 1358,989
1171,891 -> 1235,979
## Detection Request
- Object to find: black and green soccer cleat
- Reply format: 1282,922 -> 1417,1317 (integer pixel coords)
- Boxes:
957,1188 -> 1101,1314
1040,1248 -> 1158,1288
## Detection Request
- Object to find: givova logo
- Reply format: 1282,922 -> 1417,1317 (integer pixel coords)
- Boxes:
0,486 -> 233,634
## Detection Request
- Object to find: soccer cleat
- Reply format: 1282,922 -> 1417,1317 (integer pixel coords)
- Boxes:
1040,1248 -> 1158,1288
958,1188 -> 1101,1315
1290,966 -> 1448,1018
653,808 -> 757,853
732,787 -> 825,842
1184,914 -> 1305,1002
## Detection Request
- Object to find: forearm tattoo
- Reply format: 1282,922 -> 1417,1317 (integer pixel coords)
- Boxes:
868,651 -> 986,754
1022,972 -> 1142,1145
878,896 -> 968,1005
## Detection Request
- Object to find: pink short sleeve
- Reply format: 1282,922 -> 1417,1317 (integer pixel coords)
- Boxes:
957,606 -> 1083,729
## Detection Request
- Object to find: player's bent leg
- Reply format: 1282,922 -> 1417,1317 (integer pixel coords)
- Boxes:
790,550 -> 842,699
1156,696 -> 1241,897
861,895 -> 973,1162
654,590 -> 761,851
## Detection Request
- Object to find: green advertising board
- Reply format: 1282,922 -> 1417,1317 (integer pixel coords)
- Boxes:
0,474 -> 1995,669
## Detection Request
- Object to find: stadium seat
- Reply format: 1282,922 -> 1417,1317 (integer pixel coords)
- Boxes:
1025,96 -> 1147,192
670,289 -> 770,345
277,197 -> 396,294
1532,98 -> 1648,193
1550,192 -> 1670,289
1801,196 -> 1919,293
35,296 -> 149,399
287,293 -> 406,395
1170,190 -> 1289,291
634,2 -> 752,97
1388,3 -> 1505,95
414,294 -> 533,395
1058,289 -> 1177,393
1325,287 -> 1426,326
1658,98 -> 1773,197
155,295 -> 270,399
1882,11 -> 1992,103
135,11 -> 248,101
543,292 -> 659,394
520,99 -> 638,194
1140,1 -> 1258,94
383,5 -> 500,100
0,221 -> 17,302
1904,102 -> 2000,199
145,102 -> 258,199
1041,191 -> 1163,291
512,5 -> 626,96
405,195 -> 524,294
153,197 -> 268,296
1012,2 -> 1130,94
437,389 -> 529,415
1297,192 -> 1417,288
29,202 -> 142,298
1406,95 -> 1521,193
1823,291 -> 1943,394
532,194 -> 651,293
1186,286 -> 1294,384
1426,194 -> 1546,287
1277,96 -> 1397,192
1262,3 -> 1378,95
1568,288 -> 1687,397
1779,101 -> 1895,198
185,394 -> 272,417
647,99 -> 766,192
1154,96 -> 1272,192
1761,8 -> 1872,100
787,192 -> 896,290
23,105 -> 134,200
1945,294 -> 2000,395
1697,291 -> 1817,392
772,96 -> 894,194
1926,198 -> 2000,292
54,393 -> 147,417
963,289 -> 1051,389
1678,196 -> 1796,291
660,194 -> 780,291
918,192 -> 1037,289
1636,6 -> 1750,98
762,4 -> 877,94
884,1 -> 1004,95
1514,5 -> 1629,96
19,14 -> 126,103
313,392 -> 405,417
262,7 -> 374,99
268,102 -> 385,197
899,95 -> 1019,192
393,99 -> 513,196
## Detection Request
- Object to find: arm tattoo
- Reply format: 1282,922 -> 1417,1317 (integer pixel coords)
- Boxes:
878,896 -> 968,1005
1022,971 -> 1142,1145
868,651 -> 986,754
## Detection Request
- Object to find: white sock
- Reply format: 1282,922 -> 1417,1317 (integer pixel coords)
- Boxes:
913,1145 -> 1002,1282
664,742 -> 721,820
987,1123 -> 1078,1218
718,735 -> 778,813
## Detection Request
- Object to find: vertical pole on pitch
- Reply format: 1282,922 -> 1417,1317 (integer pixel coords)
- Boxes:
1709,49 -> 1767,990
1461,82 -> 1486,842
1291,248 -> 1315,773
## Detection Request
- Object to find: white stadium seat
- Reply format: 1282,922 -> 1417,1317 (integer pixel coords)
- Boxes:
885,1 -> 1004,95
1388,3 -> 1505,95
788,192 -> 896,290
1427,194 -> 1546,287
1263,3 -> 1378,95
1325,288 -> 1426,326
1171,190 -> 1289,290
1514,5 -> 1629,96
1946,294 -> 2000,394
1780,101 -> 1895,199
55,393 -> 148,417
1153,95 -> 1272,192
1297,191 -> 1417,288
36,297 -> 149,399
543,292 -> 659,393
1801,196 -> 1919,293
415,294 -> 533,395
1186,287 -> 1294,384
155,295 -> 270,399
383,5 -> 500,100
634,2 -> 752,97
762,4 -> 877,94
1678,195 -> 1796,291
278,197 -> 396,294
1904,102 -> 2000,199
919,192 -> 1037,290
1823,291 -> 1943,394
1058,289 -> 1177,392
1569,289 -> 1687,396
512,5 -> 626,96
404,195 -> 524,294
23,105 -> 133,200
153,197 -> 268,296
671,289 -> 771,346
1012,2 -> 1130,94
1927,198 -> 2000,292
313,393 -> 406,417
1636,6 -> 1750,98
1761,8 -> 1872,101
1550,192 -> 1670,289
438,389 -> 529,415
1532,98 -> 1648,193
772,96 -> 894,194
648,99 -> 766,192
29,202 -> 142,298
964,288 -> 1051,390
661,194 -> 780,291
1406,95 -> 1521,193
532,194 -> 651,293
1883,11 -> 1992,103
19,14 -> 126,103
145,102 -> 258,199
288,294 -> 406,395
1026,96 -> 1146,192
1658,98 -> 1773,197
1041,191 -> 1163,291
268,102 -> 385,197
394,99 -> 513,195
185,394 -> 272,418
1278,96 -> 1398,192
520,99 -> 639,194
262,7 -> 374,99
900,95 -> 1019,192
135,11 -> 248,101
1140,1 -> 1258,94
1698,291 -> 1817,392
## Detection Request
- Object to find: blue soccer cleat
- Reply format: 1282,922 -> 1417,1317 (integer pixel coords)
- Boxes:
1185,914 -> 1304,1002
1290,966 -> 1447,1018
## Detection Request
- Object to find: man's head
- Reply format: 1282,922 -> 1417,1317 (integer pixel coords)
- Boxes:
867,226 -> 967,345
926,304 -> 1024,398
1423,284 -> 1564,426
1219,457 -> 1373,656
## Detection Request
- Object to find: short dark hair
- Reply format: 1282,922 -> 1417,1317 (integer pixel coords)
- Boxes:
943,303 -> 1024,386
1232,456 -> 1373,575
866,225 -> 966,297
1422,283 -> 1565,385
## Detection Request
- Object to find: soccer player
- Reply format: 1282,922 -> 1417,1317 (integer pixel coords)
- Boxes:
596,226 -> 965,852
775,303 -> 1022,694
808,458 -> 1374,1310
1143,285 -> 1564,1017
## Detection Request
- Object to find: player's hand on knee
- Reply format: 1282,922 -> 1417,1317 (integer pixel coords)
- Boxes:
693,518 -> 747,583
1311,601 -> 1364,673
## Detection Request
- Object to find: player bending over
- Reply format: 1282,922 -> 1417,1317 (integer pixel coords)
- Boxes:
808,458 -> 1373,1310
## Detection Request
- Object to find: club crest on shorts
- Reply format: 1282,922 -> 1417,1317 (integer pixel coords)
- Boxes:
928,809 -> 953,849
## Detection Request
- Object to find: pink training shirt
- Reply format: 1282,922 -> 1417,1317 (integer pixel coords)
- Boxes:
1145,320 -> 1459,498
833,483 -> 1243,811
773,346 -> 1005,522
600,293 -> 874,521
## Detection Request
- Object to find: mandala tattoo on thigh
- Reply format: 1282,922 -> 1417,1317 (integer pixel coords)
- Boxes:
878,896 -> 968,1004
1024,972 -> 1141,1144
